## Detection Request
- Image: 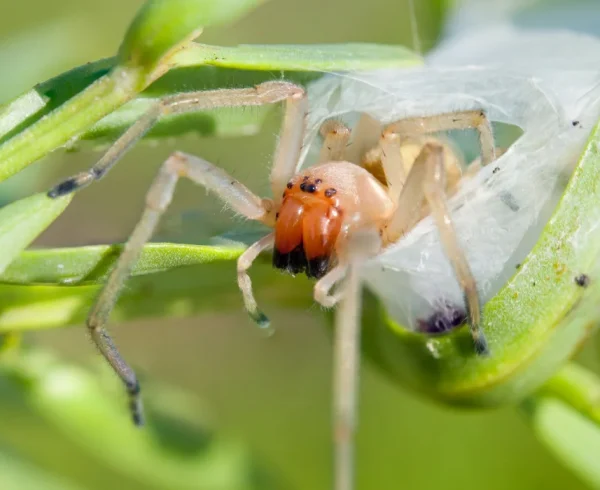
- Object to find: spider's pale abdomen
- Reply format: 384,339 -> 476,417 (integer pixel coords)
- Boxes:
273,161 -> 393,279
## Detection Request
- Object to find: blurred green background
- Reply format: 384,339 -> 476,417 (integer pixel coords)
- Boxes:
1,0 -> 599,489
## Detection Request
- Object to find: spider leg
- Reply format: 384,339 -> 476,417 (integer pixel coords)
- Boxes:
317,120 -> 351,163
48,81 -> 307,199
345,113 -> 383,165
314,264 -> 348,308
384,143 -> 489,355
316,229 -> 381,490
86,151 -> 271,426
378,130 -> 407,203
384,109 -> 496,167
237,233 -> 275,334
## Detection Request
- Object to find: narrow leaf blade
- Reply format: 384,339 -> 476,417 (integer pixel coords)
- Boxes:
0,193 -> 72,274
522,395 -> 600,489
118,0 -> 268,72
173,43 -> 423,70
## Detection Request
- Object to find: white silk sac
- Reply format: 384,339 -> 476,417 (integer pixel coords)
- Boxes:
300,23 -> 600,328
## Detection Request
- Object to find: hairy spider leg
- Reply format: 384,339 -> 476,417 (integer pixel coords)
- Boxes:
318,119 -> 352,164
307,110 -> 495,490
384,142 -> 488,354
47,82 -> 308,426
385,110 -> 496,166
48,81 -> 307,198
237,232 -> 275,334
84,151 -> 277,425
330,228 -> 381,490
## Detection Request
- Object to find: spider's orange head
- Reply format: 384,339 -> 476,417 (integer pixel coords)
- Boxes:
273,175 -> 343,279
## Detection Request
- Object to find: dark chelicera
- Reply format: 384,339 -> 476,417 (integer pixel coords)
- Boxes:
417,303 -> 467,334
307,256 -> 329,278
273,244 -> 330,279
273,244 -> 307,275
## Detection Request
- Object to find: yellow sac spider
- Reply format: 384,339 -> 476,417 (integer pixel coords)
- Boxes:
48,79 -> 500,490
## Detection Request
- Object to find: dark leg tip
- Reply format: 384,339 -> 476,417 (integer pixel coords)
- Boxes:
473,333 -> 490,356
126,380 -> 145,426
132,410 -> 145,427
251,310 -> 274,337
129,398 -> 145,427
255,311 -> 270,329
47,179 -> 78,198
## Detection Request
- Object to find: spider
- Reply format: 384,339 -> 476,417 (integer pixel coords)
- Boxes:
48,80 -> 497,490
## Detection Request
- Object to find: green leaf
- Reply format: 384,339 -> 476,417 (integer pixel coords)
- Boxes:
1,0 -> 272,184
0,193 -> 72,275
0,243 -> 245,285
0,349 -> 283,490
535,363 -> 600,426
118,0 -> 268,74
0,41 -> 417,180
0,64 -> 145,183
0,450 -> 83,490
0,58 -> 115,142
172,43 -> 422,71
0,91 -> 48,140
521,394 -> 600,489
0,243 -> 311,333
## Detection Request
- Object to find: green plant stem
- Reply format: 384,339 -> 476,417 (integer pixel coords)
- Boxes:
0,66 -> 145,182
534,362 -> 600,425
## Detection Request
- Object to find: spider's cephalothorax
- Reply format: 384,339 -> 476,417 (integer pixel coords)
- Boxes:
273,162 -> 394,279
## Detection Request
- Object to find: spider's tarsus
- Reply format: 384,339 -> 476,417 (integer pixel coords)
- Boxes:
131,407 -> 145,427
251,310 -> 275,337
472,330 -> 490,356
47,179 -> 78,198
463,293 -> 489,355
127,380 -> 145,426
